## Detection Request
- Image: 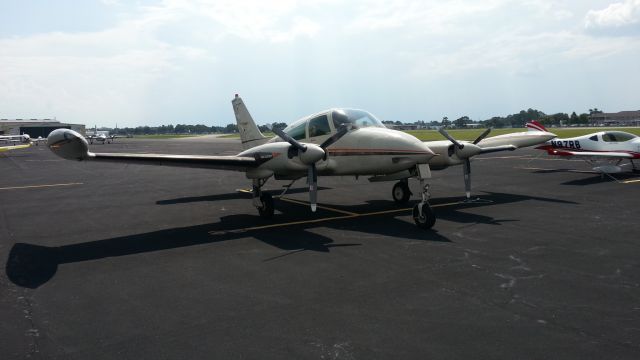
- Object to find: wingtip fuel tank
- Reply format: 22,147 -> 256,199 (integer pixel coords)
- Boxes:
48,128 -> 90,161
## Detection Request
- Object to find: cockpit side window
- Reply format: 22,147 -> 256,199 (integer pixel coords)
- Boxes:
602,133 -> 618,142
308,115 -> 331,138
589,135 -> 598,141
284,120 -> 307,140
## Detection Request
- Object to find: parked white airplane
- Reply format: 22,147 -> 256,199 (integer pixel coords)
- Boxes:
534,124 -> 640,174
86,126 -> 121,144
47,95 -> 555,229
0,133 -> 47,146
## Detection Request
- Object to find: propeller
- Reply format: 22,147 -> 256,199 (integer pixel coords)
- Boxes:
272,126 -> 348,211
438,127 -> 493,200
472,128 -> 491,144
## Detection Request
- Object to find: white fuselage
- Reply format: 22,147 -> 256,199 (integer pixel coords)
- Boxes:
539,131 -> 640,158
239,127 -> 435,179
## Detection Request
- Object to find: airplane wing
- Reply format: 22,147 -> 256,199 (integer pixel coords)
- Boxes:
47,129 -> 261,171
87,152 -> 261,171
545,149 -> 634,159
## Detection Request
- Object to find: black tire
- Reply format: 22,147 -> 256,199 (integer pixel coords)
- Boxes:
258,193 -> 274,219
392,181 -> 411,204
413,203 -> 435,229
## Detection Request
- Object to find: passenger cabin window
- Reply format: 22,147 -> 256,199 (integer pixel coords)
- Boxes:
602,131 -> 636,142
308,115 -> 331,137
589,135 -> 598,141
284,120 -> 307,140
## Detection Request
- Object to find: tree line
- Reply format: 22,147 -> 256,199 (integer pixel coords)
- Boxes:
100,108 -> 606,134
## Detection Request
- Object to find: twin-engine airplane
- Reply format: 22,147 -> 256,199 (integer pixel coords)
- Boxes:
47,95 -> 555,229
86,126 -> 121,144
534,125 -> 640,174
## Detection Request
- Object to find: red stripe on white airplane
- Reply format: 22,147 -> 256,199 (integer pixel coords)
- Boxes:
526,122 -> 546,132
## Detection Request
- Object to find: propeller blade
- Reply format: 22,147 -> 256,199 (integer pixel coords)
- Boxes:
472,128 -> 491,144
319,125 -> 349,149
438,128 -> 464,149
272,127 -> 307,152
463,158 -> 471,200
308,164 -> 318,212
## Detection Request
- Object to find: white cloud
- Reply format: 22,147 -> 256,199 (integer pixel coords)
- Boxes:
585,0 -> 640,31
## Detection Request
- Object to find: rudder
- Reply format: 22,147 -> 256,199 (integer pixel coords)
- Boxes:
232,94 -> 268,150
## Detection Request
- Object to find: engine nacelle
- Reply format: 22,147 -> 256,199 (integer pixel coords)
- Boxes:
47,129 -> 90,161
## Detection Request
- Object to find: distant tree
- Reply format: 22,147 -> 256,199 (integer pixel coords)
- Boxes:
441,116 -> 450,127
569,111 -> 578,125
453,116 -> 470,128
224,123 -> 238,133
589,108 -> 603,115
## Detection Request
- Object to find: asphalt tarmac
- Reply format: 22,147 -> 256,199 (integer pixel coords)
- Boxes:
1,137 -> 639,359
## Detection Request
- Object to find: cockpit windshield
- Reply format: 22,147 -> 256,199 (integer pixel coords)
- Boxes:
332,109 -> 384,129
602,131 -> 637,142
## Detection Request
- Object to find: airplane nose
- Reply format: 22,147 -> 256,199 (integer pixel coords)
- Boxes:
48,129 -> 90,160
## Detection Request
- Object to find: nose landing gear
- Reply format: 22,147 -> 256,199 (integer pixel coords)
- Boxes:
412,180 -> 435,229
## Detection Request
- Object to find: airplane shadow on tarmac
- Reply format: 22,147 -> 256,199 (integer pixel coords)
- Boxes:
529,168 -> 640,186
5,191 -> 576,288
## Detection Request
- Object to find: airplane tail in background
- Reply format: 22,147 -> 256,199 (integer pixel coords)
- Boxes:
232,94 -> 268,150
526,121 -> 548,132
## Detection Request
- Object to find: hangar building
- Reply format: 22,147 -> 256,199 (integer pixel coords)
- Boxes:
0,118 -> 85,138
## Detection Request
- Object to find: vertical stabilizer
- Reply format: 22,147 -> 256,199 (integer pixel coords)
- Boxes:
526,120 -> 548,132
232,94 -> 268,150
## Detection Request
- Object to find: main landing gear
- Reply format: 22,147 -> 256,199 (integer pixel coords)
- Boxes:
252,178 -> 274,219
392,179 -> 411,204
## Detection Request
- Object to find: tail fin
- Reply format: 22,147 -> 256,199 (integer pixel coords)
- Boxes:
526,121 -> 548,132
232,94 -> 268,150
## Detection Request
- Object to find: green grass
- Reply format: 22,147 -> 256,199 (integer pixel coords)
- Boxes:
215,127 -> 640,141
406,127 -> 640,141
219,132 -> 274,139
133,134 -> 201,139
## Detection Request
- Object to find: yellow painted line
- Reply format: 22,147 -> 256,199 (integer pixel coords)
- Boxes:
209,214 -> 358,235
517,167 -> 597,174
476,155 -> 530,160
279,197 -> 359,215
208,201 -> 466,235
0,182 -> 83,191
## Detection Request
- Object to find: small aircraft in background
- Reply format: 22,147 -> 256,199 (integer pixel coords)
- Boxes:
534,124 -> 640,175
0,133 -> 47,146
47,95 -> 554,229
86,125 -> 121,144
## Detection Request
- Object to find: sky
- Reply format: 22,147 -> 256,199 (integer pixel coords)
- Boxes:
0,0 -> 639,127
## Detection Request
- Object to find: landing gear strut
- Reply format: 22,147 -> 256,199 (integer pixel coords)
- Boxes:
392,179 -> 411,204
252,178 -> 274,219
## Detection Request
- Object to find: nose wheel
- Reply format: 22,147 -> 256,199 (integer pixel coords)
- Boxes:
392,180 -> 411,204
413,202 -> 435,229
413,178 -> 435,229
